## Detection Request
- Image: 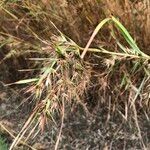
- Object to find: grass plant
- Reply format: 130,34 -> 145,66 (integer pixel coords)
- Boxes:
0,135 -> 8,150
0,1 -> 149,149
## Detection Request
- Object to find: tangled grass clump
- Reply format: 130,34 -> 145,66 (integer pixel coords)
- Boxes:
7,16 -> 150,149
8,35 -> 91,149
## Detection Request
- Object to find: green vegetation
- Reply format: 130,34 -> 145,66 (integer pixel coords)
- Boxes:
0,135 -> 8,150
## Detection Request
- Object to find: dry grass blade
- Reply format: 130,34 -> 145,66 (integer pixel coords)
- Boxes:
54,98 -> 65,150
81,18 -> 111,59
81,16 -> 150,60
0,123 -> 37,150
9,106 -> 40,150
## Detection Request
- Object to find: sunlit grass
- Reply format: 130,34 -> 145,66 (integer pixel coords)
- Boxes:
6,16 -> 149,149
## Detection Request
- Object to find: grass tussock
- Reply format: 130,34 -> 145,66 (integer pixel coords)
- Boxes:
0,0 -> 150,149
